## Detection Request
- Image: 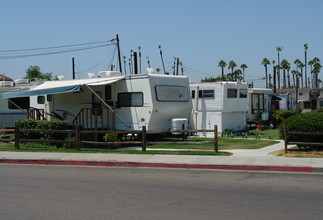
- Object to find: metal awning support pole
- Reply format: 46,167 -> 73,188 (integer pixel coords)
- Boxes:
84,84 -> 131,128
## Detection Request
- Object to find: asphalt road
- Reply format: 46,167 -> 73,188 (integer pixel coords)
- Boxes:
1,164 -> 323,220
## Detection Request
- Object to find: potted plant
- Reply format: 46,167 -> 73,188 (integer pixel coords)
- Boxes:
256,119 -> 263,131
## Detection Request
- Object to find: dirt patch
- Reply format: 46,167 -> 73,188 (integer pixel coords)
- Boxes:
270,147 -> 323,158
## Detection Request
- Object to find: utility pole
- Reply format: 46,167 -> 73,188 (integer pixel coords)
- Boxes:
116,34 -> 122,74
133,52 -> 138,74
72,57 -> 75,79
273,66 -> 276,93
176,58 -> 179,75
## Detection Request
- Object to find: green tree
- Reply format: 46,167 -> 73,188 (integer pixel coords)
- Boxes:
261,58 -> 270,88
312,61 -> 322,89
228,60 -> 237,81
234,69 -> 243,82
281,59 -> 290,88
240,64 -> 248,82
276,47 -> 283,89
218,60 -> 227,79
298,61 -> 305,88
25,65 -> 52,81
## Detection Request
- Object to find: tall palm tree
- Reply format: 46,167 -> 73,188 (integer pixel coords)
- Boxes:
286,63 -> 291,88
240,64 -> 248,82
218,60 -> 227,79
158,45 -> 166,74
261,58 -> 270,88
276,47 -> 283,89
138,46 -> 142,73
234,69 -> 243,82
228,60 -> 237,81
272,60 -> 276,90
304,43 -> 308,88
298,61 -> 305,88
281,59 -> 289,88
308,59 -> 315,88
312,61 -> 322,89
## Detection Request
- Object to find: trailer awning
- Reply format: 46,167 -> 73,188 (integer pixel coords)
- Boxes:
1,76 -> 124,99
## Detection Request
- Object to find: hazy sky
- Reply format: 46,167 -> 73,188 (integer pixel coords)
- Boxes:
1,0 -> 322,87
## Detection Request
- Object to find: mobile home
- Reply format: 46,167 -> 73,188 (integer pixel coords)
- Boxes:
190,82 -> 248,136
3,71 -> 192,132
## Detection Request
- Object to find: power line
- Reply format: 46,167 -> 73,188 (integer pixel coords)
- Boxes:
0,40 -> 115,53
0,43 -> 115,60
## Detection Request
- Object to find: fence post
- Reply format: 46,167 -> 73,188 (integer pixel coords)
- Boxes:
142,126 -> 146,151
14,124 -> 20,149
214,125 -> 218,153
284,124 -> 288,153
75,126 -> 80,150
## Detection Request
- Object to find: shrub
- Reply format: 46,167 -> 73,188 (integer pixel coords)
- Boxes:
103,133 -> 118,142
318,107 -> 323,112
270,110 -> 299,127
16,119 -> 68,143
278,112 -> 323,143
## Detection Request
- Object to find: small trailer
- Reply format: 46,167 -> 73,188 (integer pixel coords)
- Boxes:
189,82 -> 248,137
3,71 -> 192,132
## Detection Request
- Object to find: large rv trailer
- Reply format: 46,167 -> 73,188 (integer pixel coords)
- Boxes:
189,82 -> 248,136
0,79 -> 34,128
3,71 -> 192,132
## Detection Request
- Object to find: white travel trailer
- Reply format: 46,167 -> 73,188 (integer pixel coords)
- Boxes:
190,82 -> 249,137
3,71 -> 192,132
0,79 -> 35,128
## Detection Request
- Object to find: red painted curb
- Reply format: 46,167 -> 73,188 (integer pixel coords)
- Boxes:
0,159 -> 313,172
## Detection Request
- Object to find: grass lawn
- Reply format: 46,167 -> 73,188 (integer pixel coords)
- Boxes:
0,136 -> 278,156
232,128 -> 280,140
270,146 -> 323,158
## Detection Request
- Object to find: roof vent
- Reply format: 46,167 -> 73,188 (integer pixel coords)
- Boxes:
99,71 -> 122,77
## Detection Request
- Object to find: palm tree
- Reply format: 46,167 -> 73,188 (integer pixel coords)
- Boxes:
304,43 -> 308,88
240,64 -> 248,82
158,45 -> 166,74
298,61 -> 305,88
286,63 -> 291,88
234,69 -> 243,82
218,60 -> 227,79
308,59 -> 315,88
276,47 -> 283,89
128,58 -> 132,74
130,50 -> 133,74
138,46 -> 142,73
261,58 -> 270,88
228,60 -> 237,81
156,67 -> 161,74
272,60 -> 276,90
312,61 -> 322,89
281,59 -> 289,88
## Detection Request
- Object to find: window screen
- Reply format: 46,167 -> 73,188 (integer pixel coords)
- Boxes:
8,97 -> 30,109
118,92 -> 143,107
37,96 -> 45,104
227,89 -> 237,98
239,89 -> 247,98
155,86 -> 189,102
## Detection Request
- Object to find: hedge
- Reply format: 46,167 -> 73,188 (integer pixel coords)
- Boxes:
270,110 -> 299,127
278,112 -> 323,143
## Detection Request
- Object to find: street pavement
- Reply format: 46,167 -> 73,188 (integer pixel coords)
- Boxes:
1,140 -> 323,172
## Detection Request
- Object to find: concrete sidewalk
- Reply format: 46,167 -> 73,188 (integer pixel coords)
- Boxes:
1,140 -> 323,172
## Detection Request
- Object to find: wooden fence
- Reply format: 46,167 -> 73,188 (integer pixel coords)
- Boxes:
283,124 -> 323,153
7,125 -> 219,152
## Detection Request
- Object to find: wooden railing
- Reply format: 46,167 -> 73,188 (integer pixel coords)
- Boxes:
10,125 -> 219,153
26,108 -> 46,120
283,124 -> 323,153
72,108 -> 115,131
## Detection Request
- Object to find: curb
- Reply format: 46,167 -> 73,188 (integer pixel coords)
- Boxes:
0,159 -> 314,172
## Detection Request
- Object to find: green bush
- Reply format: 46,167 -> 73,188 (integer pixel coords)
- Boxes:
103,133 -> 118,142
278,112 -> 323,143
16,119 -> 68,143
270,110 -> 299,127
318,107 -> 323,112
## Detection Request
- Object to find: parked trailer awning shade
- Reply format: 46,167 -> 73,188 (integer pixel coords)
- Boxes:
1,76 -> 124,99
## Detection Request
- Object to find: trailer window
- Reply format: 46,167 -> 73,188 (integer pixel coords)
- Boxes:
47,94 -> 52,102
191,90 -> 195,99
227,89 -> 237,98
105,85 -> 111,100
8,97 -> 30,109
118,92 -> 143,107
198,90 -> 214,98
252,94 -> 265,114
303,101 -> 311,109
37,96 -> 45,104
239,89 -> 247,98
320,101 -> 323,107
155,86 -> 189,102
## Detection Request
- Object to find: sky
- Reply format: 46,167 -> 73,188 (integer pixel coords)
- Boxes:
1,0 -> 323,88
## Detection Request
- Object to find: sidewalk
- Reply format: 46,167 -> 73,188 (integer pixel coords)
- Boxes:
1,140 -> 323,173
